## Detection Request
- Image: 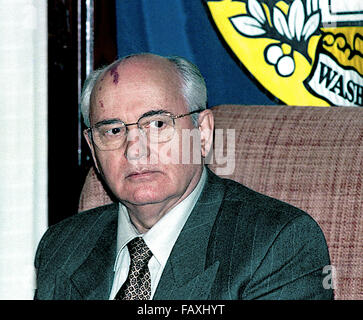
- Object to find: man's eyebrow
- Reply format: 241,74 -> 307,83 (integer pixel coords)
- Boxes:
141,109 -> 170,118
94,118 -> 121,128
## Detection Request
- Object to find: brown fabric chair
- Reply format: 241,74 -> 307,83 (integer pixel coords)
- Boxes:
78,105 -> 363,300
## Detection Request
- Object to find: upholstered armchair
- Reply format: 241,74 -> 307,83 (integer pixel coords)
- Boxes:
79,105 -> 363,300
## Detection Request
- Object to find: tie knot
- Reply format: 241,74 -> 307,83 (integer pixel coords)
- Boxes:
128,237 -> 152,267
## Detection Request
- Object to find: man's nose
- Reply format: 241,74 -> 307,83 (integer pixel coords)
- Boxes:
124,127 -> 149,161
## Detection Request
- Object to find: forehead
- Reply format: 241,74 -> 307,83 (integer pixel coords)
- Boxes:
90,56 -> 188,123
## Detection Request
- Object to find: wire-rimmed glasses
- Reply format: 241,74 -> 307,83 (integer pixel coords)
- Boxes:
85,109 -> 203,151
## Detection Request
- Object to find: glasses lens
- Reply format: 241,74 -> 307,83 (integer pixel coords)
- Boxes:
93,122 -> 126,150
138,114 -> 175,143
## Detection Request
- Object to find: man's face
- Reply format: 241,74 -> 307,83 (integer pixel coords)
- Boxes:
86,56 -> 205,209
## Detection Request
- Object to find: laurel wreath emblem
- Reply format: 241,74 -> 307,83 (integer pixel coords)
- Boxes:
230,0 -> 321,77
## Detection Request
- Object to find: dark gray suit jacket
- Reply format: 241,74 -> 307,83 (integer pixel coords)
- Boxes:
34,168 -> 333,300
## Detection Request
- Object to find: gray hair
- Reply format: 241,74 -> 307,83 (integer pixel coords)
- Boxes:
80,53 -> 207,128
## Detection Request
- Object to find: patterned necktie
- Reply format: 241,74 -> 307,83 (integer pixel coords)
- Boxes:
114,237 -> 153,300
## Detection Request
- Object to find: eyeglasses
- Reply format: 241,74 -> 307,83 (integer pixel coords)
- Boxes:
85,109 -> 203,151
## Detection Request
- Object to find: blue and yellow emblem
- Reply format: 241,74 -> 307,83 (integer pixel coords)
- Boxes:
205,0 -> 363,106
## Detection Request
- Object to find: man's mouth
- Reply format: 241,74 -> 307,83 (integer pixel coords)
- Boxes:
126,170 -> 160,180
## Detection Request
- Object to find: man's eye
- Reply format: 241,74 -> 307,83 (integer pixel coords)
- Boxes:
105,127 -> 122,136
149,120 -> 166,129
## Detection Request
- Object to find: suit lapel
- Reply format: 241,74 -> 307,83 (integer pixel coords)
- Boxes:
153,169 -> 226,300
66,205 -> 118,300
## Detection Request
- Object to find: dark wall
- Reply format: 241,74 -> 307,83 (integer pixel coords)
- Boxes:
48,0 -> 117,226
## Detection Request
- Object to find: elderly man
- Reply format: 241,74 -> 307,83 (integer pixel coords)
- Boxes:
34,53 -> 333,300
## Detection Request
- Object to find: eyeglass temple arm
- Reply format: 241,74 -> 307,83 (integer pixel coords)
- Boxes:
173,108 -> 204,119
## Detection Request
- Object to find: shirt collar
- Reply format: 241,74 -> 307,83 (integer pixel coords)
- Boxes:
114,167 -> 207,268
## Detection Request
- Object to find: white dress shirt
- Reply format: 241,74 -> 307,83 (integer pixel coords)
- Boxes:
109,167 -> 207,300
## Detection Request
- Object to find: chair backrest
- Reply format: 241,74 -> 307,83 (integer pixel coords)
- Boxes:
79,105 -> 363,300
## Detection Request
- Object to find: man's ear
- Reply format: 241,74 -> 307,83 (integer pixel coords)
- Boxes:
83,129 -> 100,173
198,109 -> 214,158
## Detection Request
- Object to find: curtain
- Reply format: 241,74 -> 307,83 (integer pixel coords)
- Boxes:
0,0 -> 47,299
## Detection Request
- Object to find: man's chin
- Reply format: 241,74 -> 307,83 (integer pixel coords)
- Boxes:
117,187 -> 172,207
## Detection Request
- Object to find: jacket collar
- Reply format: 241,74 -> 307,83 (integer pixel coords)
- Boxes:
67,204 -> 118,299
153,168 -> 226,299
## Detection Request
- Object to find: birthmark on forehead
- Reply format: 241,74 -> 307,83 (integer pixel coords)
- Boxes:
109,65 -> 119,85
97,76 -> 105,91
99,100 -> 105,109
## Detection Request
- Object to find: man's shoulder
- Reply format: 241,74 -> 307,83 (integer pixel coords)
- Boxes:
51,203 -> 117,233
34,203 -> 118,299
210,173 -> 325,246
37,203 -> 118,257
213,173 -> 307,224
210,174 -> 329,268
